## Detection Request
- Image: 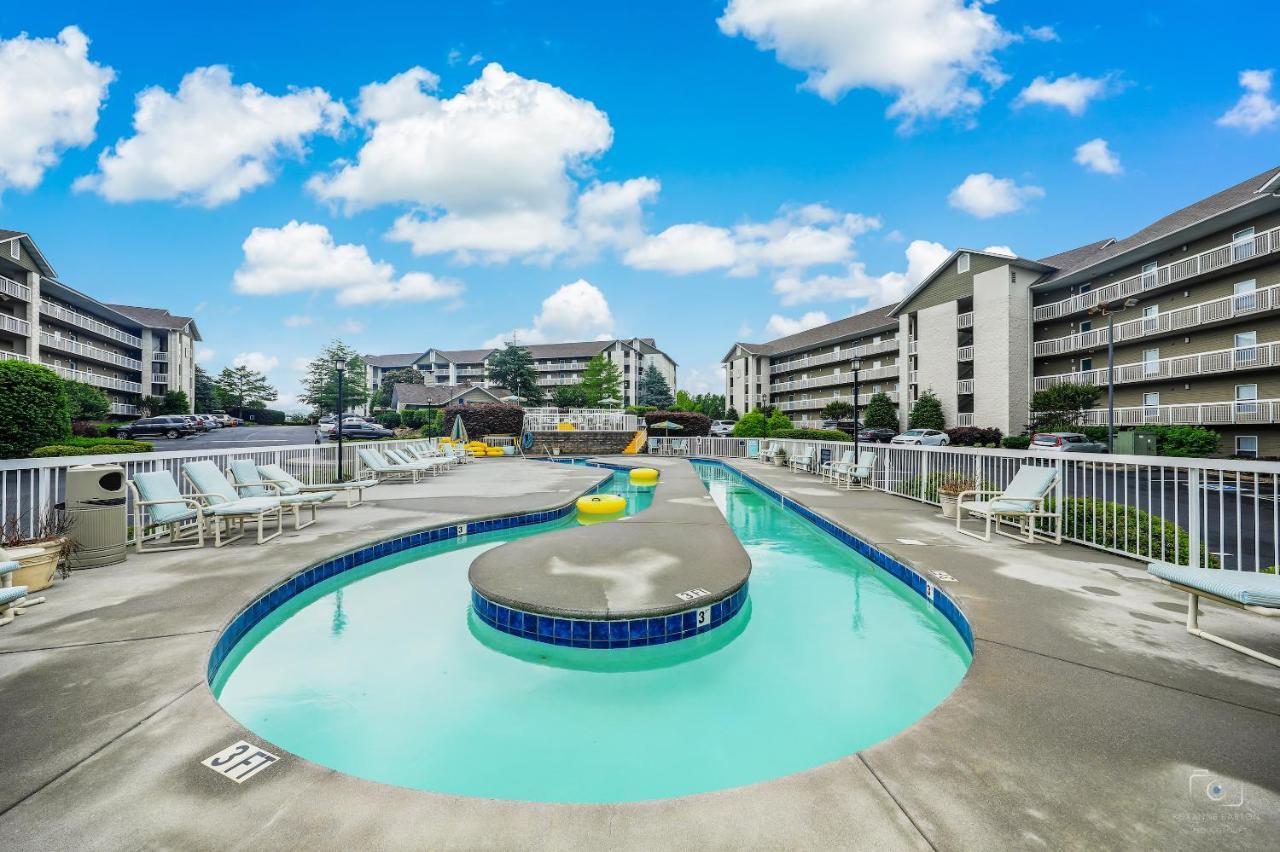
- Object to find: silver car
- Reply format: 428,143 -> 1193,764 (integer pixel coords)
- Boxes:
1030,432 -> 1107,453
891,428 -> 950,446
710,420 -> 736,436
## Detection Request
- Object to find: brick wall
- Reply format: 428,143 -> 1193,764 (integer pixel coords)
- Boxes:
526,430 -> 635,456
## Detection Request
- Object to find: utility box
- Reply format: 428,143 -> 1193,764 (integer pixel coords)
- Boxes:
1113,430 -> 1158,456
64,464 -> 128,569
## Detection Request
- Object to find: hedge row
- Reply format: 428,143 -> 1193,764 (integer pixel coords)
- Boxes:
643,410 -> 712,437
31,442 -> 152,458
444,403 -> 525,438
769,428 -> 852,442
1053,497 -> 1218,569
945,426 -> 1003,447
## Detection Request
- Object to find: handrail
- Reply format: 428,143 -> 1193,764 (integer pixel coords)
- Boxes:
768,338 -> 899,374
1035,342 -> 1280,390
40,300 -> 142,348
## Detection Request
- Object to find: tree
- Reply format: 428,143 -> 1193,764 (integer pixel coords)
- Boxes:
725,406 -> 740,421
765,409 -> 793,435
139,395 -> 166,416
63,381 -> 110,421
487,342 -> 543,404
861,392 -> 898,430
1029,383 -> 1102,432
215,365 -> 278,417
673,389 -> 696,411
299,341 -> 370,414
372,368 -> 422,410
732,410 -> 767,437
908,390 -> 946,430
637,364 -> 674,408
194,365 -> 219,413
159,390 -> 190,414
0,362 -> 70,459
552,384 -> 589,408
821,400 -> 856,422
580,353 -> 622,405
696,393 -> 726,420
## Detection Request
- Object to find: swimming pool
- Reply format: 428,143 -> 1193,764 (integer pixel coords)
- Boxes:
211,462 -> 970,802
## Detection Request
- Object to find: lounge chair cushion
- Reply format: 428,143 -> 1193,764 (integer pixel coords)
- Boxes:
1148,563 -> 1280,607
0,559 -> 19,576
133,470 -> 200,525
0,585 -> 28,606
257,464 -> 376,493
206,497 -> 280,516
229,459 -> 271,497
183,460 -> 243,505
279,491 -> 338,505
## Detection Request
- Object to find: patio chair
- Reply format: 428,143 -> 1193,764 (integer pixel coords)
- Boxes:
820,450 -> 855,483
789,448 -> 816,474
385,448 -> 449,475
228,459 -> 336,530
181,461 -> 284,547
955,465 -> 1061,544
403,444 -> 458,469
357,448 -> 423,483
758,441 -> 780,463
670,438 -> 690,456
834,451 -> 878,490
1,546 -> 45,626
1147,563 -> 1280,668
257,462 -> 376,508
128,470 -> 208,553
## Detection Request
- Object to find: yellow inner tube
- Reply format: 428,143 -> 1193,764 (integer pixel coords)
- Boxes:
629,467 -> 659,485
577,494 -> 626,515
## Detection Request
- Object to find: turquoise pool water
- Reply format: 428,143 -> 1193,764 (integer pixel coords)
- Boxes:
211,463 -> 970,803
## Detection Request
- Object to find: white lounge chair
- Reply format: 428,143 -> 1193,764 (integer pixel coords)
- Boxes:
128,470 -> 208,553
834,451 -> 877,490
759,441 -> 780,463
955,465 -> 1061,543
182,461 -> 284,546
1148,563 -> 1280,667
228,459 -> 336,530
789,448 -> 816,474
357,448 -> 423,483
385,448 -> 449,475
404,443 -> 456,468
820,450 -> 855,483
0,546 -> 45,626
257,462 -> 376,508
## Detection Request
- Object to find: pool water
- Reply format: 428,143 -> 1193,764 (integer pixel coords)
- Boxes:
211,463 -> 970,803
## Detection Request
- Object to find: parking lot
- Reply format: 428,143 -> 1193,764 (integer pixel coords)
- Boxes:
145,424 -> 321,450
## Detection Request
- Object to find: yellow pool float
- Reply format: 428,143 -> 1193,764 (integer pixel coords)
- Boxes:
486,447 -> 504,456
629,467 -> 658,485
577,494 -> 626,515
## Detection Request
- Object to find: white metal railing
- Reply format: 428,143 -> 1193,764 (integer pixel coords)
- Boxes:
957,345 -> 974,361
957,311 -> 974,329
776,390 -> 899,412
768,338 -> 899,374
536,376 -> 583,387
1080,398 -> 1279,427
770,364 -> 898,393
40,300 -> 142,348
957,379 -> 975,395
45,363 -> 142,393
151,373 -> 170,385
648,438 -> 1280,573
1035,342 -> 1280,391
1034,224 -> 1280,321
1,313 -> 31,336
1035,283 -> 1280,357
110,402 -> 139,415
455,367 -> 486,376
523,407 -> 639,432
0,273 -> 31,301
151,351 -> 168,363
954,413 -> 974,426
909,370 -> 918,385
0,438 -> 434,544
535,360 -> 589,372
0,350 -> 31,362
907,338 -> 918,355
40,332 -> 143,371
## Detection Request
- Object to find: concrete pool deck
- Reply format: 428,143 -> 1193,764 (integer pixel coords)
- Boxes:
0,455 -> 1277,849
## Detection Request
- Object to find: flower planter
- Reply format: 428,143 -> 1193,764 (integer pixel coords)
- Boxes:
10,538 -> 65,593
773,456 -> 787,467
938,494 -> 960,519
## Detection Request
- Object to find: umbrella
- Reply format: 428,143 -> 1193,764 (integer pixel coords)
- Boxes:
599,396 -> 620,407
501,395 -> 523,402
650,420 -> 683,438
451,412 -> 469,443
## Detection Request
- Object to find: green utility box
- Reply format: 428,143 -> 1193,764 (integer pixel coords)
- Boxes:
1113,430 -> 1158,456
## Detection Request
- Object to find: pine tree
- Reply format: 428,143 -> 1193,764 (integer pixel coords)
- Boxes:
861,392 -> 898,430
214,366 -> 277,417
194,365 -> 219,413
580,354 -> 622,405
299,341 -> 370,415
487,342 -> 543,404
637,363 -> 673,408
908,389 -> 946,430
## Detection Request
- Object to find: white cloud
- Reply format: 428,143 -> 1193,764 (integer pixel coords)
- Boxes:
1217,69 -> 1280,133
283,314 -> 313,327
340,320 -> 366,334
1023,25 -> 1059,42
309,63 -> 615,261
736,321 -> 754,338
195,346 -> 216,364
233,221 -> 463,306
1013,73 -> 1117,116
0,27 -> 114,197
76,65 -> 345,206
292,357 -> 312,373
624,223 -> 740,274
765,311 -> 830,337
680,363 -> 726,394
575,177 -> 661,252
773,239 -> 949,306
983,245 -> 1016,257
948,173 -> 1044,218
483,279 -> 614,347
1074,138 -> 1122,175
233,351 -> 279,373
717,0 -> 1012,130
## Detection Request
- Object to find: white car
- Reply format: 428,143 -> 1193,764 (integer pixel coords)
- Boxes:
710,420 -> 736,436
890,428 -> 950,446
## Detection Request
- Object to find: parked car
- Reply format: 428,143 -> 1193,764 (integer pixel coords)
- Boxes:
317,416 -> 371,436
327,422 -> 394,440
195,414 -> 221,429
891,428 -> 950,446
710,419 -> 736,436
1030,432 -> 1108,453
858,427 -> 897,444
113,416 -> 197,439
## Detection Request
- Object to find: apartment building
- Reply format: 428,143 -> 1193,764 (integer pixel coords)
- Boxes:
365,338 -> 678,408
722,306 -> 901,426
0,229 -> 199,416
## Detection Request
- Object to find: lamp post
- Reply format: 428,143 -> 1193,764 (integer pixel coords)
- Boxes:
1089,297 -> 1139,452
852,358 -> 863,462
331,356 -> 346,482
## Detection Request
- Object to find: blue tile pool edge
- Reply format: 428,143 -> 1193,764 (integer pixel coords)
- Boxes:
691,458 -> 975,655
205,472 -> 614,684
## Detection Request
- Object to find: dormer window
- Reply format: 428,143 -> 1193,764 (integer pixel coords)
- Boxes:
958,252 -> 970,273
7,240 -> 17,261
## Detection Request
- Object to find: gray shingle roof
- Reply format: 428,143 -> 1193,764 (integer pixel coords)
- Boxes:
435,348 -> 497,363
523,340 -> 613,360
392,383 -> 507,406
364,352 -> 424,368
0,229 -> 22,241
725,304 -> 898,361
104,304 -> 196,331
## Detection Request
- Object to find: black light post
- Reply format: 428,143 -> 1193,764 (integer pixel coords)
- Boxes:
1089,297 -> 1138,453
331,356 -> 346,482
852,358 -> 863,462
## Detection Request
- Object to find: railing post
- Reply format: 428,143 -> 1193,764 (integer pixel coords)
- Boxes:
38,467 -> 52,524
919,449 -> 930,502
1187,468 -> 1201,570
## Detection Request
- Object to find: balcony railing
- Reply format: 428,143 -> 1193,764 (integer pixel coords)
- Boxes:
46,364 -> 142,393
1034,283 -> 1280,357
1034,342 -> 1280,391
768,337 -> 898,374
1080,398 -> 1279,427
775,390 -> 898,411
0,274 -> 31,301
1034,224 -> 1280,322
40,332 -> 143,371
110,403 -> 139,416
957,311 -> 974,329
455,366 -> 486,376
535,360 -> 589,372
40,301 -> 142,348
957,379 -> 975,395
0,350 -> 31,362
0,314 -> 30,336
907,338 -> 918,355
151,351 -> 168,363
536,376 -> 583,386
151,373 -> 170,385
909,370 -> 919,384
957,345 -> 974,361
954,413 -> 974,426
770,364 -> 898,393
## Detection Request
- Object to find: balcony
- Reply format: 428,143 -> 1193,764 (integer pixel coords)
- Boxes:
536,376 -> 583,387
768,338 -> 898,374
535,360 -> 589,372
1034,283 -> 1280,357
151,373 -> 170,385
0,273 -> 31,301
151,351 -> 168,363
775,390 -> 898,411
957,345 -> 974,361
1080,398 -> 1279,427
0,314 -> 30,336
40,301 -> 142,348
907,338 -> 918,355
1034,342 -> 1280,391
770,364 -> 898,393
41,332 -> 143,371
455,366 -> 486,377
909,370 -> 918,384
46,363 -> 142,393
957,311 -> 974,329
957,379 -> 975,395
1034,224 -> 1280,322
0,350 -> 31,362
110,402 -> 139,416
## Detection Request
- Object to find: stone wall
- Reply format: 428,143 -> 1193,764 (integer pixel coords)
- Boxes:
525,430 -> 636,456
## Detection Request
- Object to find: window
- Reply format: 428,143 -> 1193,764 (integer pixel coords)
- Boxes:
1079,320 -> 1093,333
1079,283 -> 1092,294
7,240 -> 17,260
1234,279 -> 1257,311
958,253 -> 970,273
1235,436 -> 1259,459
1142,392 -> 1160,407
1079,357 -> 1093,372
1141,305 -> 1159,332
1233,227 -> 1256,261
1234,330 -> 1257,349
1143,348 -> 1160,375
873,360 -> 882,369
1141,262 -> 1157,288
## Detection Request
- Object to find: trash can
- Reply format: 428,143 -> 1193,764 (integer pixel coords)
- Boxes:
64,464 -> 128,569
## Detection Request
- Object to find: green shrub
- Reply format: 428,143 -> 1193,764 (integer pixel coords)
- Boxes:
31,442 -> 152,458
1002,435 -> 1031,449
643,410 -> 713,437
418,409 -> 445,438
0,361 -> 70,459
861,392 -> 898,430
769,428 -> 851,441
376,411 -> 402,428
59,436 -> 152,450
243,408 -> 286,425
1082,425 -> 1110,443
1149,425 -> 1220,458
399,409 -> 425,429
908,390 -> 945,430
63,381 -> 110,421
1052,497 -> 1217,568
445,403 -> 525,438
732,410 -> 768,437
764,410 -> 793,436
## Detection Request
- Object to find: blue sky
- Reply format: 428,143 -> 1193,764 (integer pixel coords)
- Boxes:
3,1 -> 1279,407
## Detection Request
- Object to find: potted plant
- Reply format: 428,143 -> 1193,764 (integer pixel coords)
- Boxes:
2,509 -> 75,593
936,474 -> 977,519
773,448 -> 788,467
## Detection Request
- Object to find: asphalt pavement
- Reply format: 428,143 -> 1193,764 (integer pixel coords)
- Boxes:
148,424 -> 321,450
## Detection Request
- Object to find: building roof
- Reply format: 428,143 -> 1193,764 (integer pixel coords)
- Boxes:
435,348 -> 497,364
0,229 -> 57,277
722,303 -> 899,362
888,248 -> 1055,318
105,304 -> 198,332
523,340 -> 614,360
392,383 -> 507,407
364,352 -> 424,369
